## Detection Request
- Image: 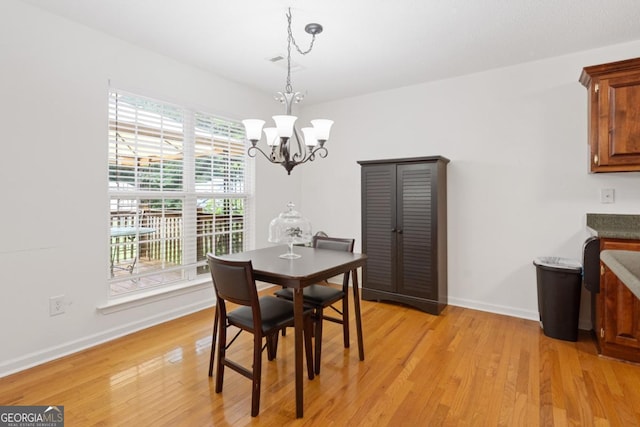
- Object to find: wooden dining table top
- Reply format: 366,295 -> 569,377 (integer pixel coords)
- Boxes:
220,245 -> 367,288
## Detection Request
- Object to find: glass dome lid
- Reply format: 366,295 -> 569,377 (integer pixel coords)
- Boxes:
269,202 -> 312,259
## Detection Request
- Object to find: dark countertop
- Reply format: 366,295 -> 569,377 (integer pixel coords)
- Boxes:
586,213 -> 640,239
600,250 -> 640,300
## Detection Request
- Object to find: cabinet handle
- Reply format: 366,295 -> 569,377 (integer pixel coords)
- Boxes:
593,154 -> 599,165
397,229 -> 403,234
600,328 -> 604,338
391,228 -> 397,233
600,265 -> 604,276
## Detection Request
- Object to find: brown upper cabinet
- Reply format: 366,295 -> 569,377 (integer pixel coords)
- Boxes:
580,57 -> 640,173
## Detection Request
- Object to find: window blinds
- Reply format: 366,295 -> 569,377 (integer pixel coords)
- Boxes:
108,90 -> 251,297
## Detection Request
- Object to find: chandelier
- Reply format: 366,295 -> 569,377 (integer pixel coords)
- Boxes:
242,8 -> 333,175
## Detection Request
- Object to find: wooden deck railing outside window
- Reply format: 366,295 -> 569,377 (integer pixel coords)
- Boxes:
110,210 -> 244,277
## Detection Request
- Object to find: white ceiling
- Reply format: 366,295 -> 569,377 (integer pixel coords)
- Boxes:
18,0 -> 640,105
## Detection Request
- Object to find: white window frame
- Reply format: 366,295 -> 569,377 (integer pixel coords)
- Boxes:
107,89 -> 253,299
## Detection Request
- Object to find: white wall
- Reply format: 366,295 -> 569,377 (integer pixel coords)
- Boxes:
299,41 -> 640,325
0,0 -> 300,376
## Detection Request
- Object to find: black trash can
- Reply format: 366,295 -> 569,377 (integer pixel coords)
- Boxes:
533,257 -> 582,341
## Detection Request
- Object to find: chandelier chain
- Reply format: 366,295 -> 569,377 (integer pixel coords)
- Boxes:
285,8 -> 316,93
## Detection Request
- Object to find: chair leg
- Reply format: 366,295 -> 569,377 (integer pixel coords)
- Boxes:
314,308 -> 323,375
266,334 -> 274,360
304,315 -> 315,380
266,333 -> 279,361
215,318 -> 226,393
251,333 -> 263,417
208,305 -> 219,376
273,332 -> 280,358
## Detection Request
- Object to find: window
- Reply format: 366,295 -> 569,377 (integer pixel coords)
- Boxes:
108,90 -> 252,297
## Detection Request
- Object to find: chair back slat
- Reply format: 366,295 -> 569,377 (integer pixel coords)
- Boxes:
207,255 -> 257,307
313,236 -> 355,253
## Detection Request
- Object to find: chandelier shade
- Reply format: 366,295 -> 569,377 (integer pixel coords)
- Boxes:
263,127 -> 279,146
272,115 -> 297,138
242,119 -> 265,142
300,127 -> 317,146
310,119 -> 333,143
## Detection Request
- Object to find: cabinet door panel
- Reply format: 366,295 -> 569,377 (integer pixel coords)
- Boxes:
598,75 -> 640,166
603,269 -> 640,349
397,163 -> 435,300
362,164 -> 396,293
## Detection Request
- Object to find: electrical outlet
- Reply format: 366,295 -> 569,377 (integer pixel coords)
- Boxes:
600,188 -> 615,204
49,295 -> 65,316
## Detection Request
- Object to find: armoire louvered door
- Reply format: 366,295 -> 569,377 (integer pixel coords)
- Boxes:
361,163 -> 396,294
396,162 -> 435,301
359,156 -> 448,315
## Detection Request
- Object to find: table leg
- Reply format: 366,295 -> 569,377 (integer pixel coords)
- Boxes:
293,288 -> 304,418
352,269 -> 365,361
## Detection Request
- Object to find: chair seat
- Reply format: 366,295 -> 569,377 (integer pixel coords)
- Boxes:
275,284 -> 344,307
228,296 -> 304,333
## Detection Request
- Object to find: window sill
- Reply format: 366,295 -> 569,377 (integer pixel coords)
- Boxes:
97,278 -> 212,314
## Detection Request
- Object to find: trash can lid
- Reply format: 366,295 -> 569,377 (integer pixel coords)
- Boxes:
533,256 -> 582,272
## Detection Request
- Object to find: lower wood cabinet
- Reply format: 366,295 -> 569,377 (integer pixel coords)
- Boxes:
595,239 -> 640,363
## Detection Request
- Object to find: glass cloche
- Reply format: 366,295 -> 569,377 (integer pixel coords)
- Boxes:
268,202 -> 312,259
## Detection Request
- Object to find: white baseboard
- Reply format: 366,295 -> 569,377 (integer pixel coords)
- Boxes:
448,296 -> 592,331
0,298 -> 215,378
448,296 -> 539,321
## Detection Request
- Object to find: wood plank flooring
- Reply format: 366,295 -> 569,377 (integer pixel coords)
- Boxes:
2,289 -> 640,426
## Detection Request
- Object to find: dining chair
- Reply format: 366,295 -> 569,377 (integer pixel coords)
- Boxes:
274,236 -> 356,375
207,254 -> 315,417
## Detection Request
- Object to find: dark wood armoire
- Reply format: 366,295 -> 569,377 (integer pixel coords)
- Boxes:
358,156 -> 449,315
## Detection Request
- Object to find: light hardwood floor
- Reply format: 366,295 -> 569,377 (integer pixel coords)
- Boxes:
2,289 -> 640,426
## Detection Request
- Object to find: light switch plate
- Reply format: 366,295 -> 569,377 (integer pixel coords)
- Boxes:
600,188 -> 615,203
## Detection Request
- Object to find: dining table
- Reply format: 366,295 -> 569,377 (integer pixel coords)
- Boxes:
219,244 -> 367,418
